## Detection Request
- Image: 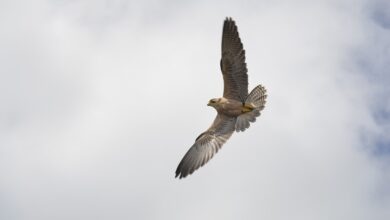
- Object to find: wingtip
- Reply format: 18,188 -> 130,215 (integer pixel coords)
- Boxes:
225,16 -> 233,20
175,167 -> 181,178
175,164 -> 186,179
175,167 -> 191,179
175,172 -> 185,179
224,17 -> 233,22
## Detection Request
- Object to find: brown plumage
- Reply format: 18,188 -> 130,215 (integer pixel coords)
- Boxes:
175,17 -> 267,179
221,17 -> 248,102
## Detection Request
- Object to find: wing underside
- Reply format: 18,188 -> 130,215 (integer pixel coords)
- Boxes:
175,114 -> 236,178
221,17 -> 248,102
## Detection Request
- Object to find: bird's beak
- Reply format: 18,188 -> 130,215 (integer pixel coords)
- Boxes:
207,102 -> 211,106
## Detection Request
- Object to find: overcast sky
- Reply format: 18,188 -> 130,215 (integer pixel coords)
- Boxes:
1,0 -> 390,219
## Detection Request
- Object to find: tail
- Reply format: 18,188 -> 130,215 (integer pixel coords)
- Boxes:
235,85 -> 267,132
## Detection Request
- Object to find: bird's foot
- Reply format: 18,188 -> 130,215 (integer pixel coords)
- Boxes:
242,103 -> 255,113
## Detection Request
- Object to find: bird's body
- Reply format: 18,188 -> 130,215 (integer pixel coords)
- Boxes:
208,98 -> 243,117
175,17 -> 267,179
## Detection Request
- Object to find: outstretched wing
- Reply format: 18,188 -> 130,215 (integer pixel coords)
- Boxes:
175,114 -> 236,179
221,17 -> 248,102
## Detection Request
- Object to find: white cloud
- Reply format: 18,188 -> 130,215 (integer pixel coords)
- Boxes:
0,0 -> 389,219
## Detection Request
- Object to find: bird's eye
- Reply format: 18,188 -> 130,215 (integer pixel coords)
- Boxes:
210,100 -> 216,103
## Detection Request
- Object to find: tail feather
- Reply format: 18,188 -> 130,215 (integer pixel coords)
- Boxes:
235,85 -> 267,132
246,84 -> 267,110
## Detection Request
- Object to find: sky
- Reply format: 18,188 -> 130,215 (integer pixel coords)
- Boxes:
0,0 -> 390,219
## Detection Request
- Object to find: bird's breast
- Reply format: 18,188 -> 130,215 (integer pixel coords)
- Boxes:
218,100 -> 243,117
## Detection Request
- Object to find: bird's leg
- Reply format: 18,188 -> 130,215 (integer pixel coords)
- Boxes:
241,102 -> 255,113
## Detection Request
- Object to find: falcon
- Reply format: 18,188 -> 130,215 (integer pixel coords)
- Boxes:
175,17 -> 267,179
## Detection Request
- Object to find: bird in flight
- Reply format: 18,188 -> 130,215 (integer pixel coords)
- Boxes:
175,17 -> 267,179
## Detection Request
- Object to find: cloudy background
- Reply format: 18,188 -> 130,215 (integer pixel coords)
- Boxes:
1,0 -> 390,219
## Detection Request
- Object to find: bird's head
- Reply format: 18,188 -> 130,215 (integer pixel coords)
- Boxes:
207,98 -> 220,107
